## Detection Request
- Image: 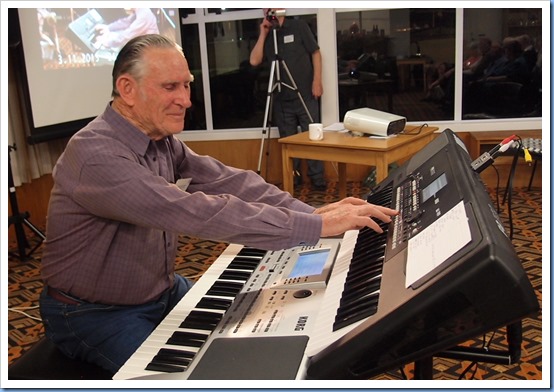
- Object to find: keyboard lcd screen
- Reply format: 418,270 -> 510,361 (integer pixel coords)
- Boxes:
288,249 -> 330,279
421,173 -> 448,203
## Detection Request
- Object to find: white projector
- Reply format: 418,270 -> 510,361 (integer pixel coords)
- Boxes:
343,108 -> 406,137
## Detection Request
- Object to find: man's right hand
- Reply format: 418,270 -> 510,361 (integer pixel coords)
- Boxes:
314,197 -> 398,237
259,19 -> 272,36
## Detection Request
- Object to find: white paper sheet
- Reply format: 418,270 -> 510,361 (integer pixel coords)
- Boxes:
405,201 -> 471,288
323,123 -> 347,132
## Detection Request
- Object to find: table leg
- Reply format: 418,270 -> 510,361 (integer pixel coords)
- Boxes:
375,158 -> 388,184
282,148 -> 294,195
338,163 -> 347,199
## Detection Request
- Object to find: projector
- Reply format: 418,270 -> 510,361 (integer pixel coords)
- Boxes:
343,108 -> 406,137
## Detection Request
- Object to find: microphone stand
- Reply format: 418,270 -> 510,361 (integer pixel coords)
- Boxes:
8,145 -> 46,260
257,20 -> 314,178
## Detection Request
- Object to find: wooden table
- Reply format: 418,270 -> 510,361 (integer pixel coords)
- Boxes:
396,57 -> 429,92
279,125 -> 438,198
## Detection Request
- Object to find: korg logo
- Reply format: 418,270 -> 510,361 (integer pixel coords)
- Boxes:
295,316 -> 309,331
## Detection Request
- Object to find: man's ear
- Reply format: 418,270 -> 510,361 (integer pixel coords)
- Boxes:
115,75 -> 137,105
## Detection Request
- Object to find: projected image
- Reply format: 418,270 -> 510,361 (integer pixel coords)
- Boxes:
35,8 -> 178,70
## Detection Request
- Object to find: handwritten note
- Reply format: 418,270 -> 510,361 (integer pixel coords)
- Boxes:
405,201 -> 471,288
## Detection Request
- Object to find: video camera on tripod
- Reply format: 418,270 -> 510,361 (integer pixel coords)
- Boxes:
256,7 -> 314,177
266,9 -> 286,27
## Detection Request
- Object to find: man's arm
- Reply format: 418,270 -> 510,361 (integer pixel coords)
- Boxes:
311,49 -> 323,98
250,20 -> 272,66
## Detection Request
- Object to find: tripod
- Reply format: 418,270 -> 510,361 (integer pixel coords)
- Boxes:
8,145 -> 46,260
257,24 -> 314,176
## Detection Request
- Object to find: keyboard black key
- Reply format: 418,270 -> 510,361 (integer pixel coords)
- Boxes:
195,297 -> 233,311
166,331 -> 208,347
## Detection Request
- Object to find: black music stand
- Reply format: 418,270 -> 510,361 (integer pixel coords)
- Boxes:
8,145 -> 46,260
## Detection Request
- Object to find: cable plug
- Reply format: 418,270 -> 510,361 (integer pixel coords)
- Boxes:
524,148 -> 533,164
490,135 -> 518,156
501,135 -> 517,145
498,140 -> 515,154
471,151 -> 494,173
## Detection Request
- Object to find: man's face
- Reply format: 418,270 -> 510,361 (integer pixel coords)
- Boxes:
130,47 -> 193,140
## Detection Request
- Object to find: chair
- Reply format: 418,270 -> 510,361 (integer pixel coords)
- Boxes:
8,337 -> 114,380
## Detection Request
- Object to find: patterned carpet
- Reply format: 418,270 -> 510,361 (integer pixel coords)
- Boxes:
6,182 -> 542,380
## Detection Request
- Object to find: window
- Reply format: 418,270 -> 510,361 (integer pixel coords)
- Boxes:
335,8 -> 542,124
205,17 -> 261,129
462,8 -> 542,119
336,9 -> 456,122
204,12 -> 317,130
180,23 -> 205,130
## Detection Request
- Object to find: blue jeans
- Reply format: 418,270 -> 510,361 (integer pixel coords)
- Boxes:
272,97 -> 325,182
39,274 -> 194,375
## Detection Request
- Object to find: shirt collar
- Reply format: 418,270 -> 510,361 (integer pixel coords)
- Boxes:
104,103 -> 155,157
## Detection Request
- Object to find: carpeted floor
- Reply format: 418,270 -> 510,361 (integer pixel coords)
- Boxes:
6,182 -> 542,380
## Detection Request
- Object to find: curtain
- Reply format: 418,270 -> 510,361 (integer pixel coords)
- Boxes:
8,50 -> 66,187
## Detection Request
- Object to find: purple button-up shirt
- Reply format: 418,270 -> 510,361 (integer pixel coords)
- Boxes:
41,105 -> 321,305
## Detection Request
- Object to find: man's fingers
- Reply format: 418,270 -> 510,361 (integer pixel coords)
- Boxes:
356,216 -> 384,233
338,197 -> 368,206
357,204 -> 398,222
368,207 -> 397,223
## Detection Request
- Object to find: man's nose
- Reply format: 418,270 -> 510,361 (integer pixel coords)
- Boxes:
176,88 -> 192,108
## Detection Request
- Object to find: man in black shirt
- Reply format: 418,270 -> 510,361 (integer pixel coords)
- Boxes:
250,9 -> 326,190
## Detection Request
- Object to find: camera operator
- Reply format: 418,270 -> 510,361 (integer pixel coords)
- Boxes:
250,9 -> 326,191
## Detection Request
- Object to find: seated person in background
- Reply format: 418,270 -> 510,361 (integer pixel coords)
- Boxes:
463,37 -> 494,80
39,34 -> 398,375
515,34 -> 538,74
426,41 -> 479,109
462,39 -> 502,113
423,62 -> 454,102
517,36 -> 541,114
463,41 -> 481,70
478,42 -> 507,79
464,37 -> 531,115
480,37 -> 530,84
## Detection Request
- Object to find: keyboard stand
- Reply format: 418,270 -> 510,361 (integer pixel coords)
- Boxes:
414,321 -> 523,380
